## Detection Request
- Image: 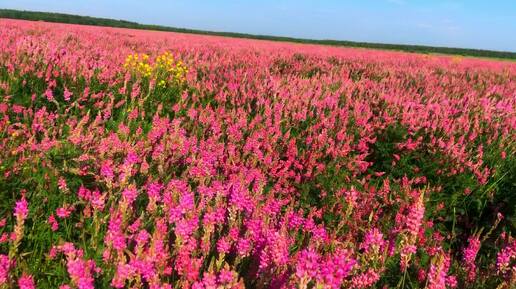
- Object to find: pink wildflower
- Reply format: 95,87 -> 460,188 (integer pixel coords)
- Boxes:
122,186 -> 138,204
146,182 -> 163,200
48,214 -> 59,231
18,274 -> 35,289
0,255 -> 10,284
14,197 -> 29,220
360,228 -> 385,254
427,254 -> 450,289
496,239 -> 516,276
218,268 -> 235,284
406,192 -> 425,235
100,161 -> 114,180
58,177 -> 68,192
44,88 -> 54,101
296,248 -> 320,279
463,236 -> 481,281
64,88 -> 72,101
351,269 -> 380,288
56,206 -> 73,218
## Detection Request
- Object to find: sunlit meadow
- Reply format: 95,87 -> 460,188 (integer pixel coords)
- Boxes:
0,19 -> 515,289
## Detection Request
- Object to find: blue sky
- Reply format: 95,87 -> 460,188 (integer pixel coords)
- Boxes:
1,0 -> 515,52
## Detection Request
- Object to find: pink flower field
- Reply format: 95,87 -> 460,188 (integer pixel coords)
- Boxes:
0,19 -> 515,288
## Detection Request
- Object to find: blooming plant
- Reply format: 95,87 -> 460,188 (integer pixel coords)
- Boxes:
0,19 -> 515,288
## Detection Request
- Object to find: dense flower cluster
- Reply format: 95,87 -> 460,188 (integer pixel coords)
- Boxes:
0,19 -> 515,288
124,51 -> 188,87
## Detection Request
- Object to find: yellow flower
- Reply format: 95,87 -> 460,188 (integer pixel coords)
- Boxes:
124,51 -> 188,85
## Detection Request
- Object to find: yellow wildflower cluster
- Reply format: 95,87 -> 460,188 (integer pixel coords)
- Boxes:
451,56 -> 463,64
124,52 -> 188,87
124,53 -> 152,77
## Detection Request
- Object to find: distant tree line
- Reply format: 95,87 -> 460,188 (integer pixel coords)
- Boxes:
1,9 -> 515,60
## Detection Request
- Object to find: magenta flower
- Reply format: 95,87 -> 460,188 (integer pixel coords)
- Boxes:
63,88 -> 72,101
56,206 -> 73,218
318,250 -> 356,288
218,268 -> 235,284
0,255 -> 10,285
100,161 -> 114,180
122,186 -> 138,204
427,254 -> 451,289
48,214 -> 59,231
14,197 -> 29,220
18,274 -> 35,289
463,236 -> 481,280
351,269 -> 380,289
496,239 -> 516,275
58,177 -> 68,192
146,182 -> 163,200
406,193 -> 425,236
44,88 -> 54,101
360,228 -> 385,254
296,248 -> 320,279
